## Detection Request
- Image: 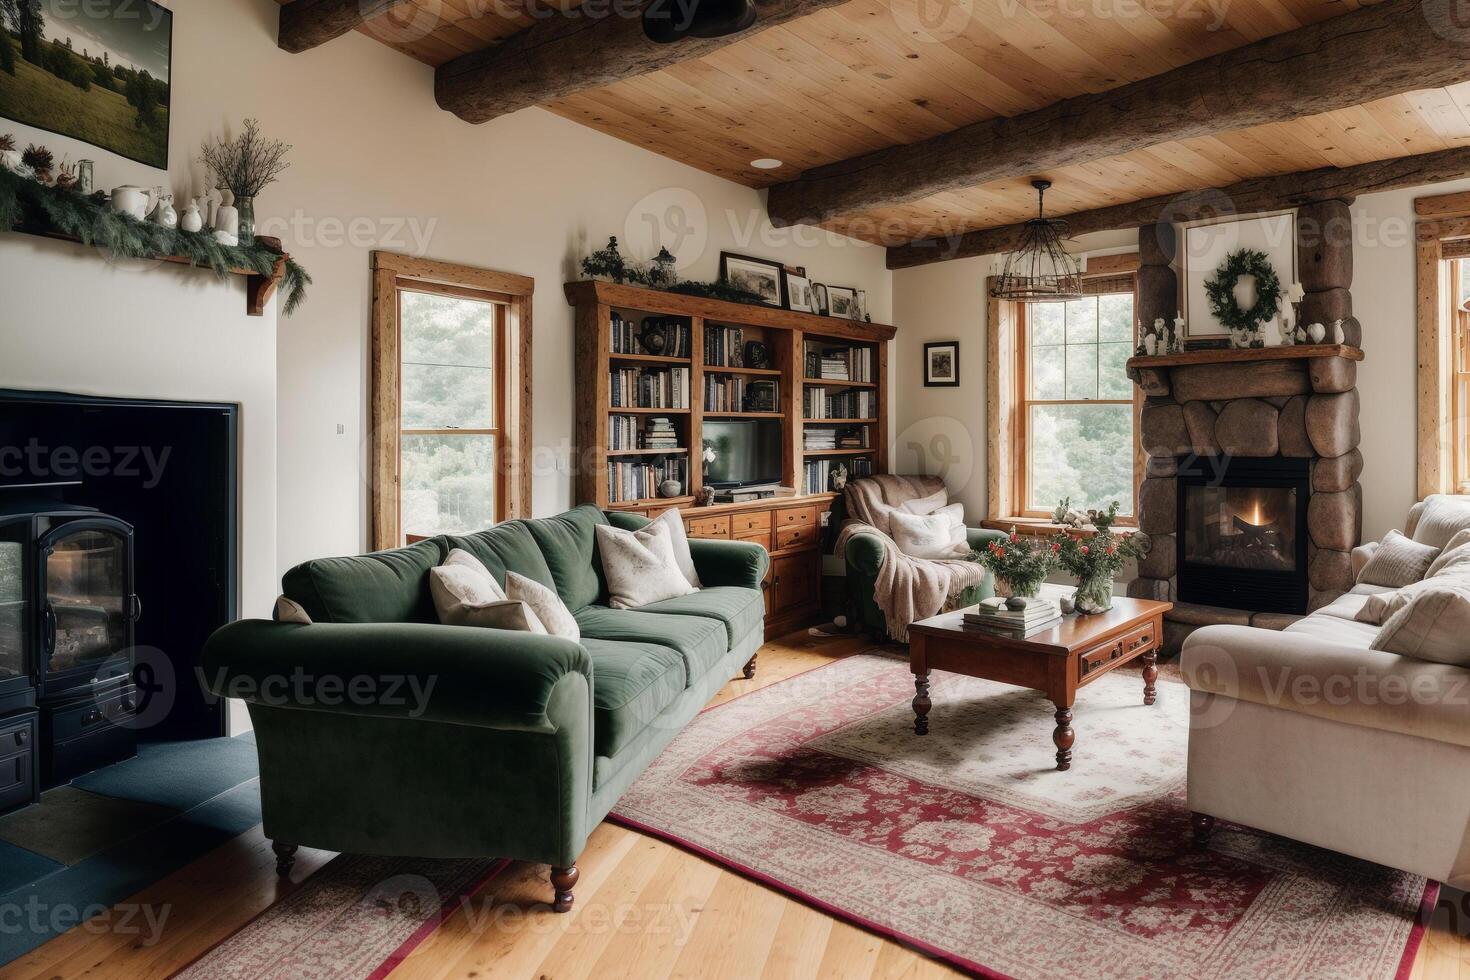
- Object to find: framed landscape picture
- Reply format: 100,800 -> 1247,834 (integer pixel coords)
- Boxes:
826,285 -> 859,319
924,342 -> 959,386
720,252 -> 785,308
0,0 -> 173,168
786,272 -> 815,313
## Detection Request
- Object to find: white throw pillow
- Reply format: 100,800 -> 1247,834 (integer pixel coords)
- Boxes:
902,488 -> 949,516
890,508 -> 968,559
274,595 -> 313,624
595,521 -> 700,609
1428,528 -> 1470,578
650,508 -> 701,589
506,572 -> 580,640
1370,585 -> 1470,666
1409,495 -> 1470,550
431,549 -> 507,616
1356,530 -> 1440,589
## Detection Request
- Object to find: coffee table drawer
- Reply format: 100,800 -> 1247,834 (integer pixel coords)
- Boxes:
1078,639 -> 1125,680
1121,620 -> 1157,658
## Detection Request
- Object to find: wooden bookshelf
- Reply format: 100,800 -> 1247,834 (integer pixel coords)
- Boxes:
570,280 -> 893,636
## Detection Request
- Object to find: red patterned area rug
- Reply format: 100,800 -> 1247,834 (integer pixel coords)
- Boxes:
611,653 -> 1436,979
169,854 -> 506,979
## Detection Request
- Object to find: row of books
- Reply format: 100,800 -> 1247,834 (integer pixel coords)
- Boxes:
804,343 -> 873,382
608,414 -> 680,452
607,457 -> 688,503
704,324 -> 745,367
804,426 -> 868,451
704,376 -> 779,413
803,388 -> 875,420
962,597 -> 1062,637
609,313 -> 692,357
802,456 -> 872,494
610,367 -> 691,409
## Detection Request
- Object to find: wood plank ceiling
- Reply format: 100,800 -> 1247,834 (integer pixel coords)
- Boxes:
331,0 -> 1470,247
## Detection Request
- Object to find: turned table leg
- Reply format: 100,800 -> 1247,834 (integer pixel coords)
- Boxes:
272,841 -> 297,877
550,864 -> 579,913
912,671 -> 932,735
1143,650 -> 1158,706
1052,703 -> 1074,771
743,652 -> 757,680
1192,812 -> 1216,847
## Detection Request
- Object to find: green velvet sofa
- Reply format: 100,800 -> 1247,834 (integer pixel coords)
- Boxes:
201,505 -> 766,912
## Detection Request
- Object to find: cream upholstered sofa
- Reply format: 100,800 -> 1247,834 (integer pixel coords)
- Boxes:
1182,494 -> 1470,886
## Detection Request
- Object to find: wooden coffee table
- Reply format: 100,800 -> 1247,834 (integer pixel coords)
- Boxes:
908,588 -> 1171,771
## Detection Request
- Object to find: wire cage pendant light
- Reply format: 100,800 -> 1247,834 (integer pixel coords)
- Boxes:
990,179 -> 1084,301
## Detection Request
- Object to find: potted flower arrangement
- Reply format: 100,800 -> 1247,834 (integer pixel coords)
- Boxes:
1052,527 -> 1142,614
973,528 -> 1056,609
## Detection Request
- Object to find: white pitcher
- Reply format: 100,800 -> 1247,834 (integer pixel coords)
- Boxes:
109,185 -> 157,221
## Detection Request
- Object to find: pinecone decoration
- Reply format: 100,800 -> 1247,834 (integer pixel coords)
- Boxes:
22,144 -> 53,183
0,134 -> 14,154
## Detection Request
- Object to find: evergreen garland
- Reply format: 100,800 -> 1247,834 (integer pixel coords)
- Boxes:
1203,248 -> 1281,335
580,236 -> 772,308
0,165 -> 311,315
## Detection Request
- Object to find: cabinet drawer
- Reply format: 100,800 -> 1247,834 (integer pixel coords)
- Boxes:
775,506 -> 816,528
731,511 -> 772,534
775,524 -> 817,552
1077,639 -> 1125,680
734,529 -> 772,551
685,515 -> 731,539
1121,620 -> 1157,658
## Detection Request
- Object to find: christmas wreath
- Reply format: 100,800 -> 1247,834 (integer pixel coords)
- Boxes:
1203,248 -> 1281,335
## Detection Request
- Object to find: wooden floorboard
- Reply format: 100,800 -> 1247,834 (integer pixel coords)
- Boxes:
13,628 -> 1470,979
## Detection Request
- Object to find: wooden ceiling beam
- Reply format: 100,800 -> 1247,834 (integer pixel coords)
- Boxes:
885,147 -> 1470,269
769,0 -> 1470,228
435,0 -> 851,124
278,0 -> 416,53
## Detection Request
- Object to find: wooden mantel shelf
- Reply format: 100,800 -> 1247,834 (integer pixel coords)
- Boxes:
564,279 -> 896,341
13,223 -> 288,317
1126,343 -> 1363,371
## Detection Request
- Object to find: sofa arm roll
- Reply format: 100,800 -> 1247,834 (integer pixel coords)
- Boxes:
201,620 -> 593,732
966,527 -> 1007,553
1182,624 -> 1470,750
689,537 -> 769,590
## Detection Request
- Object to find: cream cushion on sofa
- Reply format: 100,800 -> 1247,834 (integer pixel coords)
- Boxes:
1370,585 -> 1470,666
901,488 -> 949,516
890,506 -> 967,559
1356,530 -> 1440,588
650,508 -> 701,589
432,549 -> 548,632
1428,528 -> 1470,577
1407,495 -> 1470,550
595,521 -> 699,609
506,571 -> 580,639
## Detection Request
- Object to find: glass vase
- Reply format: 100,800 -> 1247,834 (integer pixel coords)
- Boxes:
1074,569 -> 1114,615
236,195 -> 255,247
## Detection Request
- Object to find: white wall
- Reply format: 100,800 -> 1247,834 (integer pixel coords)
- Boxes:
0,0 -> 890,581
893,188 -> 1461,547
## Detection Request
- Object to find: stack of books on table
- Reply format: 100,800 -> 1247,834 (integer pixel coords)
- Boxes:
961,597 -> 1062,636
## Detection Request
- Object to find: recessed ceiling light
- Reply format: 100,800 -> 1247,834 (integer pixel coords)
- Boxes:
751,158 -> 783,170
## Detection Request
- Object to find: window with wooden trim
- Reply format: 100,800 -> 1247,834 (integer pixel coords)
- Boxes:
370,252 -> 532,549
1447,250 -> 1470,492
987,266 -> 1141,526
1414,191 -> 1470,499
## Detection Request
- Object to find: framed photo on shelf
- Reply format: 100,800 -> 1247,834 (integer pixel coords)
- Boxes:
924,342 -> 959,387
812,283 -> 829,316
720,252 -> 786,308
786,273 -> 816,313
827,285 -> 860,319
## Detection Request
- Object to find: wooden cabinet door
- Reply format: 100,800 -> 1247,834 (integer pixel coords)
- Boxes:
772,552 -> 817,613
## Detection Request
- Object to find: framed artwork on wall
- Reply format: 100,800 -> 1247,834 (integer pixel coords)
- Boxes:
0,0 -> 173,168
1181,210 -> 1297,342
720,252 -> 786,308
924,342 -> 959,387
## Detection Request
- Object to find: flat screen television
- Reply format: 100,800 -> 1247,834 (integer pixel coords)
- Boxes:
702,421 -> 781,488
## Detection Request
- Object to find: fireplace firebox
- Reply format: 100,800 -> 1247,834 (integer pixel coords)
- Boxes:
1175,456 -> 1310,614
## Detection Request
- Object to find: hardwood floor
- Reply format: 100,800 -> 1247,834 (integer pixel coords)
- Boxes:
12,628 -> 1470,979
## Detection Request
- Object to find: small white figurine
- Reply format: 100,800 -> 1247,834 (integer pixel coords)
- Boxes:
180,199 -> 203,233
1331,319 -> 1345,344
1307,321 -> 1326,344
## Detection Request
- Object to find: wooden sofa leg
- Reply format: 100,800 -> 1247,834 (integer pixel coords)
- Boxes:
272,841 -> 298,876
743,653 -> 757,679
1191,813 -> 1216,847
551,864 -> 579,913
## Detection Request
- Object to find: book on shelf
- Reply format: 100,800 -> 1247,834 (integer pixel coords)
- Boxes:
610,313 -> 691,357
607,455 -> 688,503
803,387 -> 874,420
803,426 -> 868,451
608,414 -> 681,451
803,342 -> 873,382
703,324 -> 744,367
609,366 -> 690,408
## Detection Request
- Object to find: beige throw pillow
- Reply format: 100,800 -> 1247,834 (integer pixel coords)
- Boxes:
431,549 -> 547,633
890,506 -> 968,559
1428,528 -> 1470,578
1356,530 -> 1440,589
1370,585 -> 1470,665
651,508 -> 701,589
274,595 -> 313,624
902,488 -> 949,516
595,521 -> 699,609
1409,495 -> 1470,550
506,572 -> 580,639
